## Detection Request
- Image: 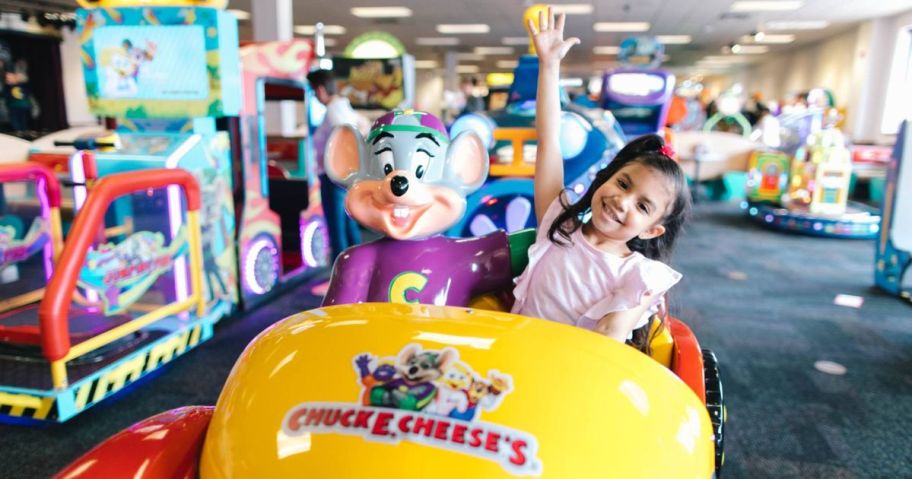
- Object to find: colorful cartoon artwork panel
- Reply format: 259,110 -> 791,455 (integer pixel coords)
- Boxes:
78,6 -> 241,118
281,343 -> 543,476
77,228 -> 188,315
333,57 -> 406,110
0,219 -> 49,271
94,25 -> 208,101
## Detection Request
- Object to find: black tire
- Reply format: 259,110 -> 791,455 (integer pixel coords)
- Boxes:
703,348 -> 725,477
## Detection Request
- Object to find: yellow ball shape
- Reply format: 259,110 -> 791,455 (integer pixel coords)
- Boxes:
523,4 -> 549,55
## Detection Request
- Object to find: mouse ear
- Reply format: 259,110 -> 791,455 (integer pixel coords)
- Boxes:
325,125 -> 365,188
398,343 -> 420,364
445,130 -> 489,194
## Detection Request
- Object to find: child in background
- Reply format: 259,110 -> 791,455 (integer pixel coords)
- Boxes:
512,7 -> 692,346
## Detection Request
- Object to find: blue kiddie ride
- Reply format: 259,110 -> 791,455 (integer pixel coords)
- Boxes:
446,55 -> 625,238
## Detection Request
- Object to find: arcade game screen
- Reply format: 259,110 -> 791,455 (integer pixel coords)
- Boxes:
333,57 -> 405,110
93,25 -> 209,100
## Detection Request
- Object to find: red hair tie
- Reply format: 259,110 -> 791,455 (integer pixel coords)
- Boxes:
659,144 -> 676,159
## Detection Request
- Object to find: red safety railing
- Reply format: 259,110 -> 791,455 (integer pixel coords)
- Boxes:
0,162 -> 62,207
38,168 -> 201,362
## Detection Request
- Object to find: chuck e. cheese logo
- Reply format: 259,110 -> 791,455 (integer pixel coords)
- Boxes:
281,343 -> 543,476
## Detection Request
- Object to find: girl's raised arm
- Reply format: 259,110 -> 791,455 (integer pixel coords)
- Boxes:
530,7 -> 579,223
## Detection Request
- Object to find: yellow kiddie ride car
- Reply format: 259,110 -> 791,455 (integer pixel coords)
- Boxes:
56,237 -> 724,478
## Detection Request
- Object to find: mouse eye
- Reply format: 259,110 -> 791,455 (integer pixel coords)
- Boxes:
376,149 -> 394,175
413,150 -> 431,179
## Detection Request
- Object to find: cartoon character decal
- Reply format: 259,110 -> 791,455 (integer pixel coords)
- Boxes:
321,110 -> 513,307
282,343 -> 542,476
0,219 -> 50,273
78,228 -> 188,314
102,38 -> 156,97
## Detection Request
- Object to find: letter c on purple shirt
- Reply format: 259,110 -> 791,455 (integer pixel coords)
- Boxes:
388,271 -> 429,304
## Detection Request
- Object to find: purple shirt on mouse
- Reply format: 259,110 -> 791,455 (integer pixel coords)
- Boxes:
322,232 -> 511,306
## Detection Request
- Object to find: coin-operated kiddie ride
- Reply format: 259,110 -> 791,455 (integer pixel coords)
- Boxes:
36,1 -> 329,310
876,120 -> 911,303
446,5 -> 625,238
599,36 -> 675,140
58,110 -> 725,478
0,164 -> 219,423
744,124 -> 880,238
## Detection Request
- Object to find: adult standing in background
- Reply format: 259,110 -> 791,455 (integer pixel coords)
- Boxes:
5,59 -> 31,135
306,69 -> 362,261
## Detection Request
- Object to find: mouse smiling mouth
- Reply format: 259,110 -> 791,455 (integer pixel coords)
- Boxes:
393,206 -> 412,220
375,198 -> 432,233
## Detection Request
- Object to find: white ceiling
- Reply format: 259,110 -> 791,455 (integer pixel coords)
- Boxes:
2,0 -> 911,76
227,0 -> 912,75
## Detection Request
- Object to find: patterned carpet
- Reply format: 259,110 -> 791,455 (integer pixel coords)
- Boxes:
1,201 -> 910,478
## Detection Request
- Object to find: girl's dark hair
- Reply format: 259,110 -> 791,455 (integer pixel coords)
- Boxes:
546,134 -> 691,262
629,315 -> 665,355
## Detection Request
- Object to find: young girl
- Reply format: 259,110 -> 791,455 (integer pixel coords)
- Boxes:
512,7 -> 691,346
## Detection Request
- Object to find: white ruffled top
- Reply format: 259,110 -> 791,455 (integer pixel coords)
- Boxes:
511,196 -> 682,332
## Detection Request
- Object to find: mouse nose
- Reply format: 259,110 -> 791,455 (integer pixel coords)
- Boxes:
390,175 -> 409,197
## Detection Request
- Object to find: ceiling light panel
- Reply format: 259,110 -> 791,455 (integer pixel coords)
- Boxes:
350,7 -> 413,18
227,9 -> 250,20
294,24 -> 346,35
552,4 -> 594,15
437,24 -> 490,34
733,45 -> 770,54
593,22 -> 650,32
474,47 -> 514,55
593,46 -> 620,55
740,34 -> 795,43
656,35 -> 691,44
730,1 -> 803,12
765,20 -> 829,30
416,37 -> 460,46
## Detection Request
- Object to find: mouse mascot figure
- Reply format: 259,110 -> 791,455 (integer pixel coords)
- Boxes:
321,110 -> 513,306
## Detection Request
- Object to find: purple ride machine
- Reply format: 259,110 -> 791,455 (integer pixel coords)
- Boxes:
599,37 -> 675,137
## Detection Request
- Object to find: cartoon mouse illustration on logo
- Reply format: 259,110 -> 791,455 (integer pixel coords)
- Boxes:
321,110 -> 514,307
369,343 -> 455,411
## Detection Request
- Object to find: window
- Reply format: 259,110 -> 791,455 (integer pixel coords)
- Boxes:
881,26 -> 912,135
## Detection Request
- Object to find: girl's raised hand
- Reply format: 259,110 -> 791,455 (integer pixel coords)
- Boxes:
527,6 -> 580,67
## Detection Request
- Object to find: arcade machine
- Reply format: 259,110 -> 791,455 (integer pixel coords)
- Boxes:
0,163 -> 220,423
38,2 -> 330,310
875,120 -> 910,302
598,36 -> 675,139
744,124 -> 880,238
745,150 -> 790,203
446,5 -> 624,237
231,40 -> 330,306
331,31 -> 416,112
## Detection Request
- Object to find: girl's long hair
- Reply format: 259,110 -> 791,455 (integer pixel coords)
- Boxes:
546,134 -> 692,262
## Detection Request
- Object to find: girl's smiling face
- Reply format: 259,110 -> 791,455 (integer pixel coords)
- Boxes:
586,161 -> 674,250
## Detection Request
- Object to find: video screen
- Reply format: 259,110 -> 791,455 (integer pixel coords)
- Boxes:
93,25 -> 209,101
333,57 -> 405,110
607,73 -> 667,97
